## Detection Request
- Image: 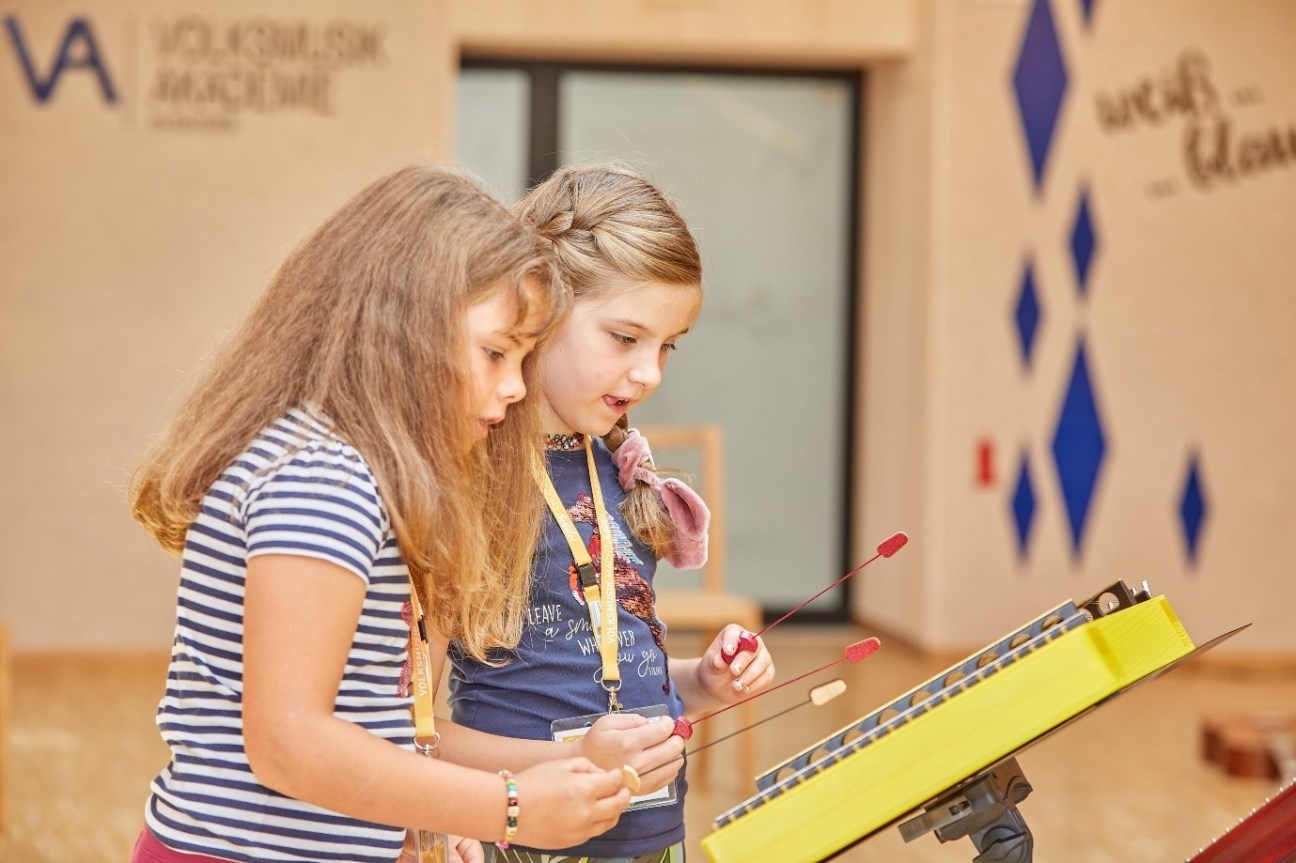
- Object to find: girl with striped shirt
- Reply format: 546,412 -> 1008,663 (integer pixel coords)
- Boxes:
128,165 -> 633,863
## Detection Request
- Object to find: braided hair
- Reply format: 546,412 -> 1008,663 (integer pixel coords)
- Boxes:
516,165 -> 703,555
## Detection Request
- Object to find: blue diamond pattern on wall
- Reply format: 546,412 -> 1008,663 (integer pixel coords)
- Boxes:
1179,452 -> 1208,566
1051,337 -> 1106,557
1011,449 -> 1037,560
1012,0 -> 1068,192
1014,259 -> 1042,369
1070,187 -> 1098,296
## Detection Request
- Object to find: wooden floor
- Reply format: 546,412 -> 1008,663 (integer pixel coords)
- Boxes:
2,625 -> 1293,862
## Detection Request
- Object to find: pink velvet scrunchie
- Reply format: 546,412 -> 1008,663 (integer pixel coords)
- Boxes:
610,428 -> 710,569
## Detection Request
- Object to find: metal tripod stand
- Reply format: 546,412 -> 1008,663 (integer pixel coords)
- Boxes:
896,757 -> 1035,863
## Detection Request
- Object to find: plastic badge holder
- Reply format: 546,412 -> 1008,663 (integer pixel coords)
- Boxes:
551,704 -> 679,811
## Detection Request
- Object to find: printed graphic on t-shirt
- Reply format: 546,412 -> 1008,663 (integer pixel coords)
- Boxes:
523,493 -> 672,697
565,494 -> 666,655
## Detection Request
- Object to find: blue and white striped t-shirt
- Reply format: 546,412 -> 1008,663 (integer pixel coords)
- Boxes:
145,407 -> 414,863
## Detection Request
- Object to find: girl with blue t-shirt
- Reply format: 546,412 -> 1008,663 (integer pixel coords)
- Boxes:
445,165 -> 777,863
127,165 -> 636,863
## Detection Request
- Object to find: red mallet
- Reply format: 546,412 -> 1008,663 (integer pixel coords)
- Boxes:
673,716 -> 694,740
845,636 -> 881,662
674,637 -> 881,739
723,532 -> 907,664
669,679 -> 847,754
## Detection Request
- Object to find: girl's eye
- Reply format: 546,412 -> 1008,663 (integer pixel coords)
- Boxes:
484,347 -> 505,362
612,333 -> 636,346
661,342 -> 678,353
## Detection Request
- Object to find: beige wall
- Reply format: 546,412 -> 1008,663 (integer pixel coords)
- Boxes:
855,0 -> 1296,656
451,0 -> 914,65
1,0 -> 454,650
0,0 -> 914,652
4,0 -> 1294,658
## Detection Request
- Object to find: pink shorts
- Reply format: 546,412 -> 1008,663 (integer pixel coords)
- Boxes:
131,828 -> 234,863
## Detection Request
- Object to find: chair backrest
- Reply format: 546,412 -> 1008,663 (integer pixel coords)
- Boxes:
632,424 -> 726,593
629,425 -> 763,788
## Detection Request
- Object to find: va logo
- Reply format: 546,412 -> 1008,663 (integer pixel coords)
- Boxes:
4,16 -> 117,104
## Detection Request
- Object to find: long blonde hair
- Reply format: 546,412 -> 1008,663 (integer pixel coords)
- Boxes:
130,164 -> 565,660
516,164 -> 703,556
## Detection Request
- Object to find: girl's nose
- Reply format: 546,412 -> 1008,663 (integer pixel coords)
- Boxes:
627,354 -> 663,390
499,367 -> 527,403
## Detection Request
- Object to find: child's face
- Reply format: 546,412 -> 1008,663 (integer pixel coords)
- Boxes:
465,285 -> 543,440
538,280 -> 700,436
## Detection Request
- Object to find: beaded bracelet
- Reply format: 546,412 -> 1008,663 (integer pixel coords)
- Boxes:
496,769 -> 519,850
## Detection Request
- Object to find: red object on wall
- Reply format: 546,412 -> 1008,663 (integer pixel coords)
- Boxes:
977,439 -> 996,487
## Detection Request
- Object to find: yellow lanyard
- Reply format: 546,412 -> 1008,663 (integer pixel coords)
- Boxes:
532,438 -> 622,711
406,584 -> 440,753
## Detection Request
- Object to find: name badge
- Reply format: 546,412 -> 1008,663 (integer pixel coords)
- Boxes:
551,705 -> 679,811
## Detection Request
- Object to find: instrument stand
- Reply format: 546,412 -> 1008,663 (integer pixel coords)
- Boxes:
896,757 -> 1035,863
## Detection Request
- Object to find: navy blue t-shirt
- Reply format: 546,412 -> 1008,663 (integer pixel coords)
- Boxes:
448,438 -> 687,857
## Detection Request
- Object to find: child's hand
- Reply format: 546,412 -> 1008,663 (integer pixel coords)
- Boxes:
577,712 -> 684,794
512,757 -> 632,849
698,624 -> 775,704
449,835 -> 484,863
398,831 -> 417,863
398,832 -> 483,863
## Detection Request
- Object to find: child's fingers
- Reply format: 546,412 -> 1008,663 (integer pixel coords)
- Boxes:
636,738 -> 685,792
635,730 -> 684,768
590,711 -> 649,732
588,787 -> 633,833
726,634 -> 768,678
453,837 -> 484,863
733,658 -> 776,694
589,713 -> 673,756
639,758 -> 683,794
621,713 -> 674,747
614,729 -> 684,793
584,768 -> 633,830
580,715 -> 669,769
713,623 -> 754,668
564,756 -> 605,774
572,760 -> 637,796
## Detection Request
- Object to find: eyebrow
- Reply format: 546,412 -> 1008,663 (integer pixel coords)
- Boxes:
497,328 -> 540,345
607,317 -> 693,338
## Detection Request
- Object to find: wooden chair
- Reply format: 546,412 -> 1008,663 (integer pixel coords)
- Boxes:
634,424 -> 763,790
